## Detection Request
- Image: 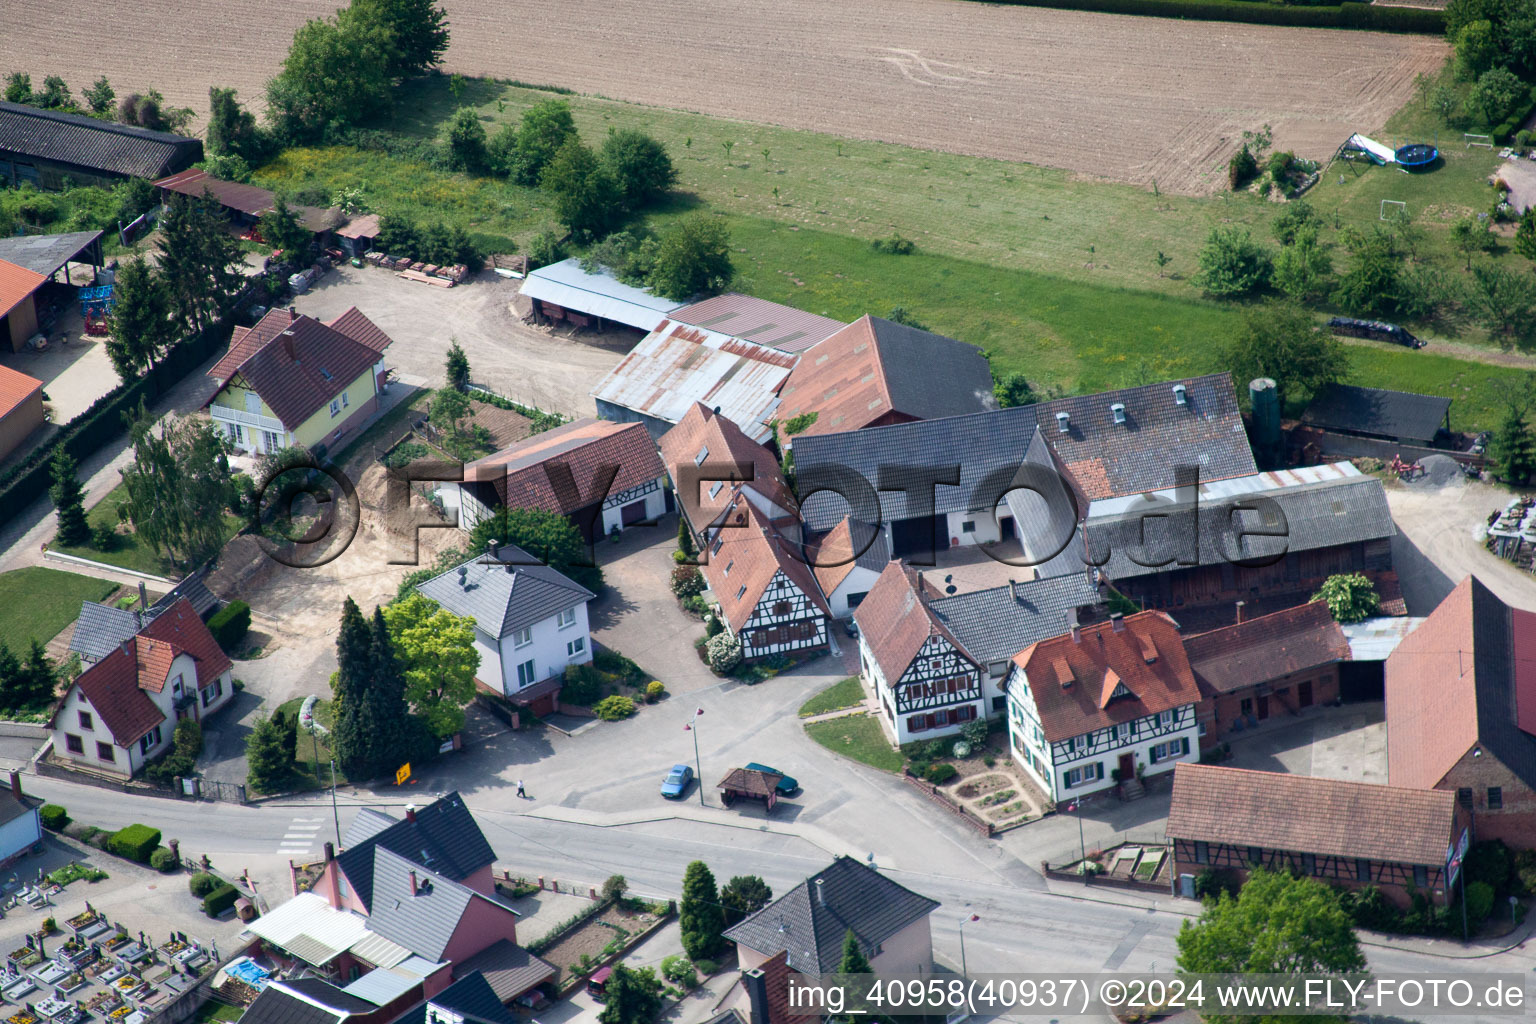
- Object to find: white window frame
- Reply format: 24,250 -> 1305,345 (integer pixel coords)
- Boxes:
566,637 -> 585,658
513,626 -> 533,648
330,399 -> 341,417
556,608 -> 576,630
341,392 -> 349,408
516,659 -> 537,688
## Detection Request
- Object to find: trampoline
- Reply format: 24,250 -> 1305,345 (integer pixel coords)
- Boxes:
1394,143 -> 1439,169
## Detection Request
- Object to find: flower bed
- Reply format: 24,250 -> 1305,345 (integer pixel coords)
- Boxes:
10,1011 -> 37,1024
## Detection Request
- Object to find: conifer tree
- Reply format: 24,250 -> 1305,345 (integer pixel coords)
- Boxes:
49,447 -> 90,547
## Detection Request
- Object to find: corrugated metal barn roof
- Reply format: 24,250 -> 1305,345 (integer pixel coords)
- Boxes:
519,258 -> 685,332
0,101 -> 201,179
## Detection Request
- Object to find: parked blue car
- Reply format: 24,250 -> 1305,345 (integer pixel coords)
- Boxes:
660,763 -> 694,798
746,762 -> 799,796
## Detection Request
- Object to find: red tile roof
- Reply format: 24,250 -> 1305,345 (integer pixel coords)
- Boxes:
658,403 -> 796,530
0,364 -> 44,421
140,597 -> 232,686
853,562 -> 967,685
0,258 -> 46,320
66,642 -> 166,746
1168,762 -> 1457,866
701,495 -> 829,632
155,168 -> 276,217
205,307 -> 391,429
1183,602 -> 1350,696
1385,577 -> 1483,790
1015,611 -> 1199,742
463,418 -> 663,517
757,950 -> 818,1024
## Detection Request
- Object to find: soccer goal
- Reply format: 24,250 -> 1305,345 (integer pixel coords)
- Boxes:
1466,133 -> 1494,149
1380,200 -> 1407,221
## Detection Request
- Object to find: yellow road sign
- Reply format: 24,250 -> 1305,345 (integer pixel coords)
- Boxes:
396,763 -> 411,785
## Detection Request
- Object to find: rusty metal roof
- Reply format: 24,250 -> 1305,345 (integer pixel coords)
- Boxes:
590,320 -> 795,443
671,293 -> 846,353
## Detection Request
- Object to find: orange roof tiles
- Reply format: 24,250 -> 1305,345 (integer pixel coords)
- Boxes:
1184,602 -> 1350,696
700,495 -> 829,633
0,364 -> 44,420
1385,578 -> 1480,790
0,258 -> 46,320
658,403 -> 795,530
853,562 -> 969,685
1169,762 -> 1456,866
463,418 -> 663,516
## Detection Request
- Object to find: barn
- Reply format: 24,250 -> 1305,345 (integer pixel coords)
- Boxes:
519,258 -> 685,333
0,101 -> 200,190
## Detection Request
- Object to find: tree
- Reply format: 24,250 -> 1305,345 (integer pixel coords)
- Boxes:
1177,869 -> 1364,1024
720,875 -> 773,928
157,194 -> 244,331
206,87 -> 265,162
468,506 -> 603,593
645,214 -> 733,301
0,645 -> 20,714
33,76 -> 72,110
245,713 -> 293,793
106,257 -> 174,381
1467,263 -> 1536,347
83,77 -> 114,116
886,306 -> 928,330
838,928 -> 873,975
596,965 -> 662,1024
1221,303 -> 1347,413
993,371 -> 1038,408
1310,573 -> 1380,624
1457,19 -> 1503,78
381,593 -> 479,738
49,447 -> 90,547
333,604 -> 416,781
119,412 -> 237,567
1473,66 -> 1525,124
265,15 -> 391,142
1270,200 -> 1316,246
347,0 -> 450,78
3,73 -> 30,104
440,106 -> 487,173
260,196 -> 313,260
15,642 -> 56,712
679,861 -> 725,961
600,130 -> 677,209
1271,226 -> 1333,303
505,100 -> 577,185
332,598 -> 373,711
445,338 -> 471,393
1517,208 -> 1536,260
1154,251 -> 1172,277
1452,213 -> 1497,269
1333,227 -> 1404,317
541,139 -> 623,242
430,386 -> 473,439
1490,376 -> 1536,484
1194,226 -> 1271,297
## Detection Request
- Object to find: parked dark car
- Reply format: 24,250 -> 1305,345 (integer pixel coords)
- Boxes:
1327,316 -> 1424,348
745,762 -> 799,795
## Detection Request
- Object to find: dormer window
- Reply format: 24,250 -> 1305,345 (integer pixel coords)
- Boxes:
1111,403 -> 1126,425
1056,411 -> 1070,433
1172,384 -> 1188,406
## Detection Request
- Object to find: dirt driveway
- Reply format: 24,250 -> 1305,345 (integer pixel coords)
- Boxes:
1386,475 -> 1536,614
293,265 -> 633,417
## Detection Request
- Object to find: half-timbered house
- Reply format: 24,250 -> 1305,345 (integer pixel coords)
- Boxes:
446,418 -> 667,542
806,517 -> 888,619
659,403 -> 798,548
702,495 -> 830,662
1006,610 -> 1201,802
1168,763 -> 1463,906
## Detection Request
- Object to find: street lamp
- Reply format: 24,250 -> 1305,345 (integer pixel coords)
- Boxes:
329,759 -> 341,847
958,914 -> 979,978
683,708 -> 705,806
1067,797 -> 1091,872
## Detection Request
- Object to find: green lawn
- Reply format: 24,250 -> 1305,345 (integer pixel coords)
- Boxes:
0,567 -> 117,652
191,1002 -> 244,1024
798,677 -> 867,718
276,696 -> 349,790
52,481 -> 244,578
804,714 -> 904,773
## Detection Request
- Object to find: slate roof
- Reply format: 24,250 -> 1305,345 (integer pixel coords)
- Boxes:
671,293 -> 846,353
0,258 -> 47,319
796,373 -> 1254,530
451,944 -> 556,1006
462,418 -> 663,516
205,307 -> 391,429
416,545 -> 595,641
853,562 -> 966,685
0,231 -> 102,277
1300,383 -> 1451,443
722,856 -> 939,974
1386,576 -> 1536,792
333,792 -> 495,914
68,602 -> 142,662
1086,475 -> 1395,581
362,848 -> 513,962
0,101 -> 201,179
776,315 -> 995,437
658,403 -> 797,532
1168,762 -> 1457,866
1013,611 -> 1201,743
1184,602 -> 1350,695
239,980 -> 373,1024
928,573 -> 1102,666
701,495 -> 830,633
806,517 -> 889,595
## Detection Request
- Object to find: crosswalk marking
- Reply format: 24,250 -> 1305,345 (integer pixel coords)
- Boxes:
275,817 -> 327,857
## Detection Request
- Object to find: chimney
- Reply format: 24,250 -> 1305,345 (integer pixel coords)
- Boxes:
119,640 -> 131,658
915,570 -> 924,594
814,878 -> 825,906
1009,579 -> 1018,602
288,306 -> 297,317
1066,608 -> 1081,643
1235,600 -> 1246,624
137,581 -> 148,611
8,771 -> 20,800
409,871 -> 418,895
323,841 -> 335,863
486,538 -> 500,562
1110,612 -> 1125,632
405,803 -> 416,822
282,331 -> 296,362
742,968 -> 770,1024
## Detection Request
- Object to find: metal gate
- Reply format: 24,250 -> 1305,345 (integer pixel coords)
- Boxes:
187,778 -> 247,804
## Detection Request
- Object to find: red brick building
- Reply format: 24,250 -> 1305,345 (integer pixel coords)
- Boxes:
1386,575 -> 1536,848
1168,763 -> 1463,906
1184,601 -> 1350,746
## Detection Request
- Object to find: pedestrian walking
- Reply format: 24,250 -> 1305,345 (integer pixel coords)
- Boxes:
516,779 -> 526,798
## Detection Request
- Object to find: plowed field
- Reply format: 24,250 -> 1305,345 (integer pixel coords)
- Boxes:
3,0 -> 1446,192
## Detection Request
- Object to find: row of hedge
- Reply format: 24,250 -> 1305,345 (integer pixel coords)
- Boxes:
962,0 -> 1443,32
0,320 -> 234,537
206,601 -> 252,650
1493,85 -> 1536,144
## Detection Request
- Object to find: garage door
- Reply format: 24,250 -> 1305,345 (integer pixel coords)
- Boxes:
621,499 -> 647,526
